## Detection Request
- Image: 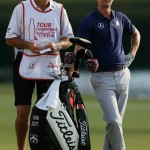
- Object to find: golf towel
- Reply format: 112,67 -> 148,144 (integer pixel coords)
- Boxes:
36,80 -> 61,110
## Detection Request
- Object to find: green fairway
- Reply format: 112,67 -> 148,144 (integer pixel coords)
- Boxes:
0,83 -> 150,150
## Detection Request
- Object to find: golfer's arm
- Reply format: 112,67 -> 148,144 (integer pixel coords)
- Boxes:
130,28 -> 141,57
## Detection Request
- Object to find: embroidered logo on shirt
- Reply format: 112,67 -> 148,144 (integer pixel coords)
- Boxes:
115,20 -> 120,27
98,23 -> 104,29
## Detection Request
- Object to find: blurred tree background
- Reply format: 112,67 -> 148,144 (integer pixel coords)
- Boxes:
0,0 -> 150,82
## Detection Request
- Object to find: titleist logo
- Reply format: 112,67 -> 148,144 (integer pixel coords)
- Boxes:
50,111 -> 77,150
79,120 -> 88,146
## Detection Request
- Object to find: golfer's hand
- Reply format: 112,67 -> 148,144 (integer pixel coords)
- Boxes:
125,52 -> 135,67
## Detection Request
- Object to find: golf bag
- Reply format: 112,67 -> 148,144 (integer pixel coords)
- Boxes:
29,37 -> 93,150
29,80 -> 91,150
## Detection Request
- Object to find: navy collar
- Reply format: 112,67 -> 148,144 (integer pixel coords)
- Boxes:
94,8 -> 115,20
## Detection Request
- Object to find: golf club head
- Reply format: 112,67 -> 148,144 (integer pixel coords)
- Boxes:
74,49 -> 93,71
69,37 -> 92,49
75,49 -> 93,59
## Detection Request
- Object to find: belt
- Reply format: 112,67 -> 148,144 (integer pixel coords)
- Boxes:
97,65 -> 126,72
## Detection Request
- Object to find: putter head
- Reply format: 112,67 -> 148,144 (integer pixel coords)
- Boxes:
69,37 -> 92,49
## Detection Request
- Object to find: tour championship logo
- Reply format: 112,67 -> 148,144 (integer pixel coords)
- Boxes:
28,18 -> 58,41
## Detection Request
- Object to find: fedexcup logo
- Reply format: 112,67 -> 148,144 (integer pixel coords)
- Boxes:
50,111 -> 77,150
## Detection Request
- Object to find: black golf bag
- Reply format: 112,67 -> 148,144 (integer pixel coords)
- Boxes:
29,37 -> 93,150
29,80 -> 91,150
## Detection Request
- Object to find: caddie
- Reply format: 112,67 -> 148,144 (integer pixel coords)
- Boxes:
5,0 -> 73,149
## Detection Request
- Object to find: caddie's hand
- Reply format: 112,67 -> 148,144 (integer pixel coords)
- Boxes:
125,52 -> 135,67
43,42 -> 60,54
64,52 -> 76,64
84,59 -> 99,73
28,41 -> 40,54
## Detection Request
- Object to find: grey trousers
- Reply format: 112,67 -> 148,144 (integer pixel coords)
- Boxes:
90,67 -> 130,150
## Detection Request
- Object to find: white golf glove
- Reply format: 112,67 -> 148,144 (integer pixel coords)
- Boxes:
125,52 -> 135,67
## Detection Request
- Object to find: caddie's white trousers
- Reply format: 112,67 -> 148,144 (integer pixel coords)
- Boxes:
90,67 -> 130,150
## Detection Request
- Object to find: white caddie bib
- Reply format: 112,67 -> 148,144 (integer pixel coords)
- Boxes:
19,0 -> 63,79
19,54 -> 61,79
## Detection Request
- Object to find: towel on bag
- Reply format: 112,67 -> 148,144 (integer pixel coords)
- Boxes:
36,80 -> 61,110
